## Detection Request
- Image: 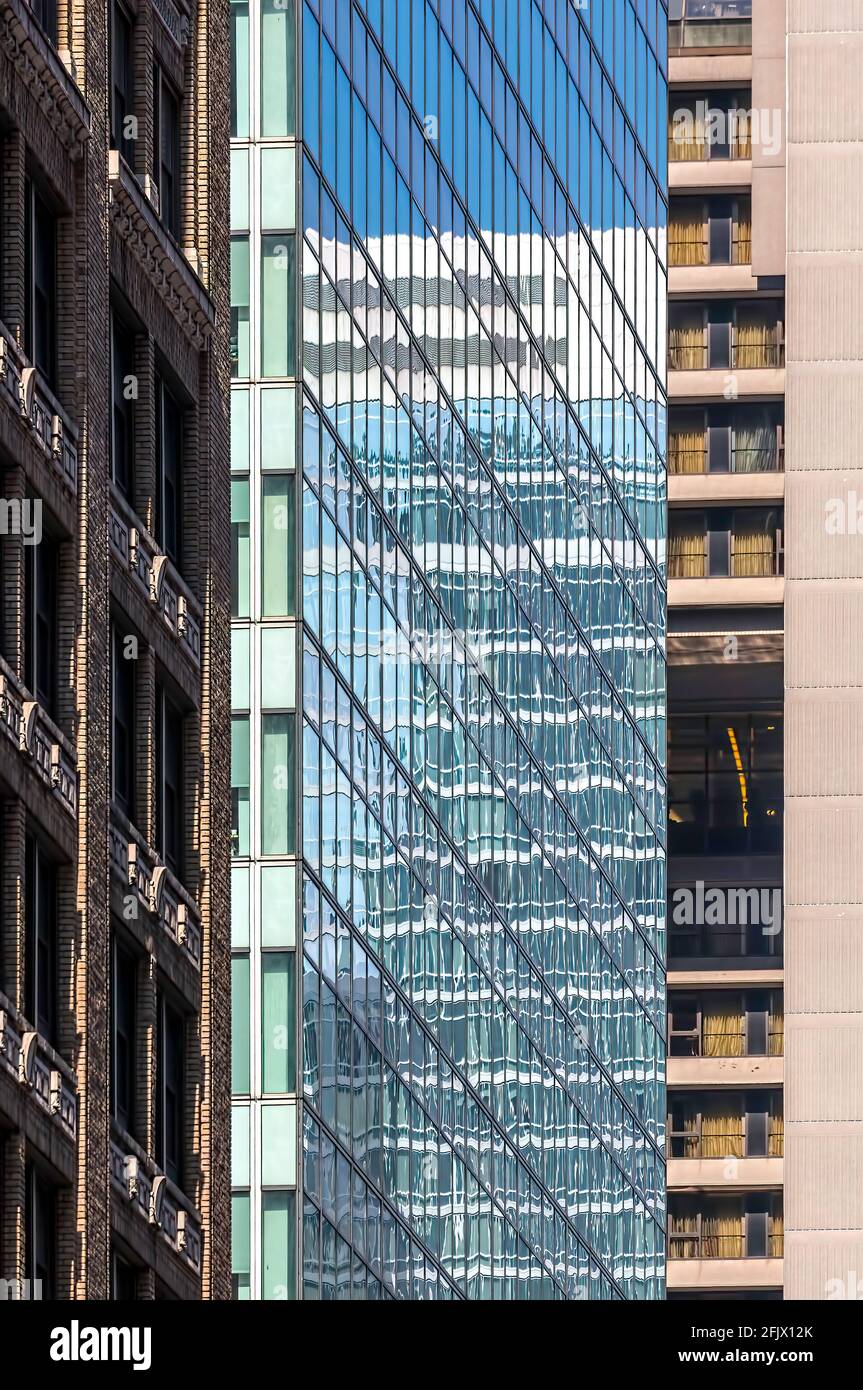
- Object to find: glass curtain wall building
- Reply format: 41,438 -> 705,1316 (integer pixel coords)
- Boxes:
232,0 -> 669,1300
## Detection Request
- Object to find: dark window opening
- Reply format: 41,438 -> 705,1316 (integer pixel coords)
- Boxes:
24,179 -> 57,389
155,373 -> 183,566
24,522 -> 57,717
25,834 -> 57,1045
156,990 -> 184,1187
153,68 -> 181,238
110,3 -> 134,163
111,626 -> 136,823
111,313 -> 136,497
32,0 -> 58,44
156,684 -> 184,877
111,933 -> 137,1138
25,1164 -> 56,1299
111,1250 -> 139,1300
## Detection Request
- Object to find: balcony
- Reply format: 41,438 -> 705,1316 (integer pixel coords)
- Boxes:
109,810 -> 202,972
669,96 -> 753,165
669,196 -> 756,295
668,307 -> 785,402
668,992 -> 783,1090
668,508 -> 783,580
668,1188 -> 785,1287
669,97 -> 753,194
669,0 -> 753,53
668,408 -> 784,478
668,1194 -> 783,1291
668,1092 -> 783,1172
0,319 -> 78,494
0,655 -> 77,821
109,487 -> 201,668
110,1130 -> 202,1277
0,989 -> 77,1142
669,199 -> 751,268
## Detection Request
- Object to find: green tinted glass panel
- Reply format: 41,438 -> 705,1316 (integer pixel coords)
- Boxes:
262,475 -> 295,616
231,865 -> 250,949
261,627 -> 295,709
231,387 -> 250,473
261,714 -> 295,855
230,236 -> 250,377
232,715 -> 250,856
261,387 -> 296,471
262,1190 -> 295,1300
261,147 -> 296,230
232,1191 -> 251,1299
262,954 -> 296,1093
231,955 -> 250,1093
230,1 -> 250,140
261,235 -> 296,378
232,626 -> 250,710
230,147 -> 249,231
260,0 -> 296,138
231,478 -> 250,618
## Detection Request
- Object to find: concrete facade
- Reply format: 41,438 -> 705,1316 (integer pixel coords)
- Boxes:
784,0 -> 863,1304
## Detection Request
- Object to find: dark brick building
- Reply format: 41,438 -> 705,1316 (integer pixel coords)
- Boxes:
0,0 -> 230,1300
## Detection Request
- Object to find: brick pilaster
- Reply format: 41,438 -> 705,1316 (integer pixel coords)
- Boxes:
1,1132 -> 25,1289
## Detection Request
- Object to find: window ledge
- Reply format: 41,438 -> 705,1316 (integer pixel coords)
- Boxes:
0,988 -> 78,1142
0,2 -> 90,157
109,485 -> 202,668
110,1126 -> 202,1276
108,152 -> 215,351
0,654 -> 77,819
109,807 -> 202,973
0,317 -> 78,494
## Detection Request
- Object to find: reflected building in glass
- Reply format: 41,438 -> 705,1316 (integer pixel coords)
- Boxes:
231,0 -> 668,1300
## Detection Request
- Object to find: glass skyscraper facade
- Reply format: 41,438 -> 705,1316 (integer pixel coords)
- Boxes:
232,0 -> 668,1301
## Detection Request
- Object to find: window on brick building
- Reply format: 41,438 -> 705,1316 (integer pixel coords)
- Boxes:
24,179 -> 57,389
111,626 -> 136,822
155,372 -> 182,567
111,311 -> 136,497
32,0 -> 58,45
156,990 -> 184,1186
111,932 -> 137,1138
111,1249 -> 139,1300
24,516 -> 58,717
25,1163 -> 56,1299
153,66 -> 180,238
110,2 -> 134,164
25,834 -> 57,1046
155,684 -> 184,877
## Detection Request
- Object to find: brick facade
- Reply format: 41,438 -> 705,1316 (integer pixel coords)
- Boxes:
0,0 -> 229,1301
